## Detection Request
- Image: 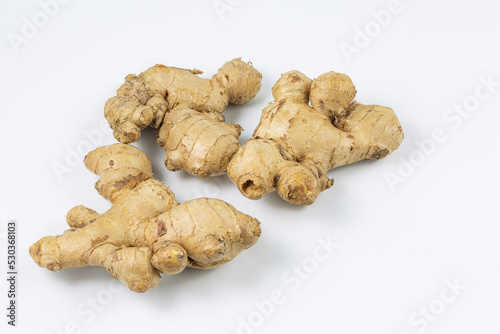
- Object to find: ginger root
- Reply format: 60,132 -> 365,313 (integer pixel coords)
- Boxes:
227,71 -> 404,205
30,144 -> 261,293
105,58 -> 262,177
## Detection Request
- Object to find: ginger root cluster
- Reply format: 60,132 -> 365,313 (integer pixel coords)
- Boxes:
30,60 -> 404,293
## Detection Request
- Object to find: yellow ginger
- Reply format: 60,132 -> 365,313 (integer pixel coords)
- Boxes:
105,58 -> 262,177
227,71 -> 404,205
30,144 -> 261,292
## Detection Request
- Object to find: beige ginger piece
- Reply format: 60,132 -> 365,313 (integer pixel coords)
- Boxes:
104,58 -> 262,178
29,144 -> 261,293
227,71 -> 404,205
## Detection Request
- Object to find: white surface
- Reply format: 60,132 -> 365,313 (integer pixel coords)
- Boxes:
1,0 -> 499,333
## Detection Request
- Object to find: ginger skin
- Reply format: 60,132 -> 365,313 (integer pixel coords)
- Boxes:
105,58 -> 262,178
227,71 -> 404,205
30,144 -> 261,293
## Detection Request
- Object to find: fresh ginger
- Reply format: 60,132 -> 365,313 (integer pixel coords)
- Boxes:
105,58 -> 262,178
227,71 -> 404,205
30,144 -> 261,293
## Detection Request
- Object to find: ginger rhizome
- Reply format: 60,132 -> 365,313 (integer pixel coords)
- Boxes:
30,144 -> 261,293
105,58 -> 262,178
227,71 -> 404,205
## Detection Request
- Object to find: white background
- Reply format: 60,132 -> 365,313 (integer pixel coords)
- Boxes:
1,0 -> 499,333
